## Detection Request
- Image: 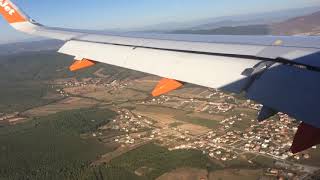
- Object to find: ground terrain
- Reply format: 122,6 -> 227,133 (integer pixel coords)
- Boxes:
0,49 -> 320,180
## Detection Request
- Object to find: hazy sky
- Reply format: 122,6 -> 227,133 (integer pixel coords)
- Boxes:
0,0 -> 319,44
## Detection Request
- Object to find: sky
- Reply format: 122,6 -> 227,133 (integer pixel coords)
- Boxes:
0,0 -> 320,44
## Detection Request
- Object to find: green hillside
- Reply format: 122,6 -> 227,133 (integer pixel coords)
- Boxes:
0,51 -> 146,113
0,108 -> 117,180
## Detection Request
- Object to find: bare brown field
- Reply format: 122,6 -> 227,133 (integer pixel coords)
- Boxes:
134,105 -> 187,125
8,117 -> 27,123
50,78 -> 76,85
64,85 -> 106,96
22,97 -> 99,117
170,87 -> 209,99
157,168 -> 208,180
209,169 -> 264,180
194,101 -> 210,112
232,107 -> 258,116
134,76 -> 161,83
131,76 -> 160,91
187,112 -> 225,122
134,105 -> 211,134
133,110 -> 179,128
177,124 -> 211,136
158,168 -> 266,180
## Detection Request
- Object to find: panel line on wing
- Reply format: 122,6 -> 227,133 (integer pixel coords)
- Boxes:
68,39 -> 320,73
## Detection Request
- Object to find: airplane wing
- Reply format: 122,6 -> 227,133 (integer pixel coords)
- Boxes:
1,0 -> 320,153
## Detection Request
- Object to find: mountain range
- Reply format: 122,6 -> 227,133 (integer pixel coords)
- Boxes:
136,6 -> 320,32
272,11 -> 320,35
171,9 -> 320,36
0,40 -> 63,56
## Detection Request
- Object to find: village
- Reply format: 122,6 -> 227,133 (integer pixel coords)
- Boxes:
2,76 -> 319,179
51,77 -> 316,179
50,76 -> 320,179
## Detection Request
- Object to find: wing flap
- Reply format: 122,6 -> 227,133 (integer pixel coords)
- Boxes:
247,60 -> 320,128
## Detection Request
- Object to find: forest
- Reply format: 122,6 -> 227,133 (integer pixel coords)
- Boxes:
0,108 -> 116,180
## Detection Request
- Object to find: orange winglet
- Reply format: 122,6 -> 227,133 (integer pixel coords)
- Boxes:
0,0 -> 27,23
69,58 -> 96,72
152,78 -> 183,97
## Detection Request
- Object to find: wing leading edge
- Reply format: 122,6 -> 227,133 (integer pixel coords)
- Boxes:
1,0 -> 320,153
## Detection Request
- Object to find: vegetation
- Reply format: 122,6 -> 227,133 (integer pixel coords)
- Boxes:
98,143 -> 221,180
0,109 -> 224,180
0,52 -> 73,113
299,148 -> 320,166
0,52 -> 74,81
0,81 -> 55,113
0,51 -> 283,179
0,108 -> 116,180
175,115 -> 220,128
47,108 -> 117,134
251,156 -> 275,168
0,51 -> 145,113
169,122 -> 184,127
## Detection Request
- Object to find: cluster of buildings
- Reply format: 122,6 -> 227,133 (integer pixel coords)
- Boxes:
61,79 -> 129,91
65,78 -> 314,169
168,130 -> 239,161
202,102 -> 234,113
141,93 -> 235,114
110,109 -> 154,133
100,88 -> 314,164
140,95 -> 171,106
163,112 -> 312,163
220,114 -> 246,129
55,89 -> 69,97
240,113 -> 304,160
265,168 -> 298,179
99,109 -> 156,145
63,80 -> 89,87
52,76 -> 318,177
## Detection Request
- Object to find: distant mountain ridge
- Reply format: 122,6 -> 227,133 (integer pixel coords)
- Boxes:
137,6 -> 320,32
191,6 -> 320,31
0,40 -> 63,56
169,10 -> 320,36
272,11 -> 320,35
171,24 -> 270,35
